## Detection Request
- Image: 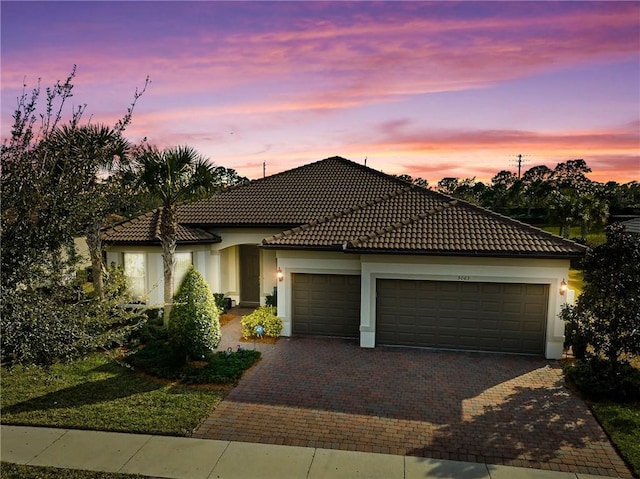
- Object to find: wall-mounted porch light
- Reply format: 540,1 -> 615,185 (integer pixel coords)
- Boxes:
277,267 -> 284,282
559,278 -> 568,295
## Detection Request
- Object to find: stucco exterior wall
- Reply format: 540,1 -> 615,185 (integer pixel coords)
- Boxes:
274,251 -> 571,359
106,237 -> 572,359
104,227 -> 283,308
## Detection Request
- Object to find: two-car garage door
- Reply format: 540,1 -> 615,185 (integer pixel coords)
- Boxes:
376,279 -> 548,355
291,274 -> 549,355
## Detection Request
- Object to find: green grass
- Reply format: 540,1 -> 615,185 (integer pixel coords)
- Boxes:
0,352 -> 224,436
540,224 -> 606,246
0,463 -> 148,479
590,401 -> 640,477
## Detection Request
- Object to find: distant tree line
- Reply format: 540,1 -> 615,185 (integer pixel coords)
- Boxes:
396,160 -> 640,240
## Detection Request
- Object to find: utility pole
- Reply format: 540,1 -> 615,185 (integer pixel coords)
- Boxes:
263,160 -> 266,178
512,154 -> 528,179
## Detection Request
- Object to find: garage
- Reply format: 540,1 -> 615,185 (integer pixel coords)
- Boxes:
292,273 -> 361,337
376,279 -> 548,355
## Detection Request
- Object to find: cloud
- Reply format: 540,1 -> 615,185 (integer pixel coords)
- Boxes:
3,2 -> 637,111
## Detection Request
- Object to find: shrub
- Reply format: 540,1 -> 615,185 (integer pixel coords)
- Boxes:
1,263 -> 144,368
168,267 -> 221,362
134,308 -> 167,344
265,289 -> 277,308
241,307 -> 282,339
559,223 -> 640,368
212,293 -> 227,312
126,341 -> 260,384
565,358 -> 640,402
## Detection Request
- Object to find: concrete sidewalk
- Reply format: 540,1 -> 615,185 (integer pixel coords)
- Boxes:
1,425 -> 621,479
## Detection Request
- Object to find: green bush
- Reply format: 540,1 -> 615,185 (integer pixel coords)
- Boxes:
134,308 -> 167,344
126,341 -> 260,384
241,306 -> 282,339
212,293 -> 227,312
168,267 -> 221,361
1,263 -> 144,368
565,358 -> 640,402
265,289 -> 277,308
559,224 -> 640,368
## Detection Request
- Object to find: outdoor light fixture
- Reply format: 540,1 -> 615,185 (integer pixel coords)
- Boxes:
277,267 -> 284,282
560,278 -> 568,295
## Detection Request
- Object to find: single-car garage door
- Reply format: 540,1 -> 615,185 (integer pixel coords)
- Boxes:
376,280 -> 548,355
292,274 -> 361,337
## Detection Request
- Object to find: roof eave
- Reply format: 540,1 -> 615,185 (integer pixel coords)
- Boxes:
260,243 -> 344,252
104,238 -> 222,247
343,248 -> 586,259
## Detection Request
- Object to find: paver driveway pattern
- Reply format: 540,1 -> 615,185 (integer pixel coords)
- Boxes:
194,337 -> 632,478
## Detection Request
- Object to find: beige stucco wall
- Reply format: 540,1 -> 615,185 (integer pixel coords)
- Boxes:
105,235 -> 573,359
104,227 -> 283,308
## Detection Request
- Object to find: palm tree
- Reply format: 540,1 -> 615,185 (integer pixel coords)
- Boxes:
134,145 -> 217,325
47,123 -> 130,299
577,194 -> 609,241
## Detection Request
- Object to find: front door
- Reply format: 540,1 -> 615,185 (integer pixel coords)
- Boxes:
239,244 -> 260,306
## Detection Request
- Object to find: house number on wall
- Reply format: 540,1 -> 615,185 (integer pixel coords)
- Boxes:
457,275 -> 471,281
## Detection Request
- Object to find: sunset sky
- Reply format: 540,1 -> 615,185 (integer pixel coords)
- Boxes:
2,1 -> 639,184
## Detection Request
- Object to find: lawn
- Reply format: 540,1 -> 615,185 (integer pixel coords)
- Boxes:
590,401 -> 640,476
0,352 -> 225,436
540,224 -> 606,246
0,463 -> 149,479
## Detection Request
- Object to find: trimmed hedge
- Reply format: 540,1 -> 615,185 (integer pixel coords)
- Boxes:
168,267 -> 221,361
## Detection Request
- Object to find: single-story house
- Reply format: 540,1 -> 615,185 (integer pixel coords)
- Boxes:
102,156 -> 586,359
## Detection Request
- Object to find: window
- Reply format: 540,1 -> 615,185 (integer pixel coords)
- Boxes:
174,252 -> 193,293
123,252 -> 146,301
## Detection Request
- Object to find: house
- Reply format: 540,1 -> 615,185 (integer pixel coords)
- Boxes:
102,156 -> 586,359
621,217 -> 640,235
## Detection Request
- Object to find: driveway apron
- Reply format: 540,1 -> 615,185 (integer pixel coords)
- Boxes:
194,337 -> 632,478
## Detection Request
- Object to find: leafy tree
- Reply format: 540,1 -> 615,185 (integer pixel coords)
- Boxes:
134,145 -> 218,324
168,266 -> 221,362
213,166 -> 249,187
552,159 -> 592,192
488,170 -> 520,210
521,165 -> 553,216
1,67 -> 147,366
550,188 -> 580,238
393,173 -> 429,189
561,223 -> 640,370
576,193 -> 609,241
437,177 -> 459,195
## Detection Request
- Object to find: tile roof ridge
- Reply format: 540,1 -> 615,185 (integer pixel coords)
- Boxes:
261,184 -> 414,245
183,156 -> 369,207
347,196 -> 459,248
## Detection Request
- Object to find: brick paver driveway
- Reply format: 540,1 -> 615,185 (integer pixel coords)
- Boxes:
194,337 -> 631,478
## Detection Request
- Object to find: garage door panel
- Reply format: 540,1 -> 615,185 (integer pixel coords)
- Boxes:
376,279 -> 548,355
292,274 -> 360,337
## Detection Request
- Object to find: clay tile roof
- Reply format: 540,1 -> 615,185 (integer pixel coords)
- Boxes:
177,156 -> 409,226
102,208 -> 221,245
103,156 -> 586,258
